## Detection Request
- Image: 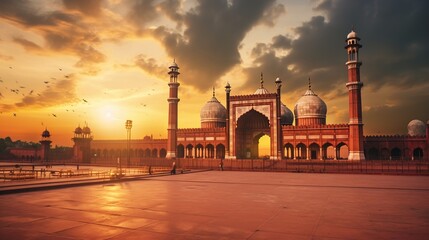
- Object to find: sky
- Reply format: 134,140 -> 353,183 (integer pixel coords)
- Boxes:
0,0 -> 428,147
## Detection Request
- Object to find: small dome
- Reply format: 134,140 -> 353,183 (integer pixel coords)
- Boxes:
200,96 -> 227,125
407,120 -> 426,136
347,30 -> 357,39
254,87 -> 269,94
82,126 -> 91,134
294,88 -> 327,123
280,103 -> 293,125
74,126 -> 82,134
254,73 -> 269,94
42,129 -> 50,138
169,60 -> 179,69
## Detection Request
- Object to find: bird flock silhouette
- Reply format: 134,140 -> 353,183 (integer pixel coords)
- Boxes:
0,65 -> 161,121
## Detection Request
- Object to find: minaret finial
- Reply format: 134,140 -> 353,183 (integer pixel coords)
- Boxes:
173,58 -> 176,63
212,86 -> 215,97
308,77 -> 311,90
260,72 -> 264,88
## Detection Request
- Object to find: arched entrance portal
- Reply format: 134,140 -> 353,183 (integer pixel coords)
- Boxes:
235,109 -> 270,159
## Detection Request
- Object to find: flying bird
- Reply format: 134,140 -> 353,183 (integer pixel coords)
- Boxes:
65,75 -> 69,78
52,114 -> 57,117
13,113 -> 16,117
9,66 -> 12,69
83,99 -> 88,103
29,90 -> 34,95
59,68 -> 62,71
44,81 -> 49,84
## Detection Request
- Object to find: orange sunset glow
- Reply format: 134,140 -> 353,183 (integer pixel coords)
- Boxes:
1,0 -> 428,146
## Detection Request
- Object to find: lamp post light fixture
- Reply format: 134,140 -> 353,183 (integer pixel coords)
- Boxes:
125,120 -> 133,169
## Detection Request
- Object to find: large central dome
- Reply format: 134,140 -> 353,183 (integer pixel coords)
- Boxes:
294,86 -> 327,126
200,93 -> 227,128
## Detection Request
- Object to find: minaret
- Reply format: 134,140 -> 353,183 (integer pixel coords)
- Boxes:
225,82 -> 231,158
40,128 -> 52,162
275,77 -> 282,159
345,30 -> 365,160
166,60 -> 180,159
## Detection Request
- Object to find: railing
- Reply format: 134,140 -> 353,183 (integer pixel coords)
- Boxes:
2,158 -> 429,176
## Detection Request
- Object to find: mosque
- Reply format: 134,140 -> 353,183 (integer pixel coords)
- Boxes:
69,30 -> 428,164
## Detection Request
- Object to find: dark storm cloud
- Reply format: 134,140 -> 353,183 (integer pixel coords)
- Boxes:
127,0 -> 159,29
245,0 -> 429,94
139,0 -> 279,91
244,0 -> 429,133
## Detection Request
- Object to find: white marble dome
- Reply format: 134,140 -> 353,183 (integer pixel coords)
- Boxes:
347,30 -> 357,39
254,86 -> 269,94
294,89 -> 327,119
281,103 -> 294,125
407,119 -> 426,136
200,96 -> 227,124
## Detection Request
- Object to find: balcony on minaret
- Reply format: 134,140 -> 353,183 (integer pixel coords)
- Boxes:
168,60 -> 180,83
345,30 -> 362,66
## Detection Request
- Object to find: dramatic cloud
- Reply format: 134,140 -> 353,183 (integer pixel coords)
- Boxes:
135,54 -> 166,78
244,0 -> 429,133
0,0 -> 107,74
11,75 -> 78,110
63,0 -> 103,16
245,0 -> 429,93
127,0 -> 159,29
139,0 -> 280,91
13,37 -> 42,52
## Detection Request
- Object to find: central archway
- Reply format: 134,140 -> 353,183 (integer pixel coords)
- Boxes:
236,109 -> 270,159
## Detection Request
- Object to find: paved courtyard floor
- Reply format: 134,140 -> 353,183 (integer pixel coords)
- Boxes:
1,171 -> 429,239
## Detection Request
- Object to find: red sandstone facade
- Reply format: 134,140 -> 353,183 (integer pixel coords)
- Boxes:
79,30 -> 428,163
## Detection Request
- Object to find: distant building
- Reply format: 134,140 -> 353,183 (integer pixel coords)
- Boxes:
87,30 -> 428,163
8,128 -> 73,161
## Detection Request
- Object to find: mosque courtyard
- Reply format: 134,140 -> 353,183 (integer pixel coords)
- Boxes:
0,171 -> 428,239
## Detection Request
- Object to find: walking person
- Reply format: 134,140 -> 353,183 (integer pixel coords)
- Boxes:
170,161 -> 176,175
219,159 -> 224,171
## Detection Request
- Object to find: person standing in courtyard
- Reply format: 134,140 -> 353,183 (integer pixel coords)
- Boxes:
171,161 -> 176,175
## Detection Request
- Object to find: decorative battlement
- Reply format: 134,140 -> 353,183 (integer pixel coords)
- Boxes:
178,127 -> 226,133
93,138 -> 167,144
282,124 -> 349,130
230,93 -> 277,101
365,135 -> 426,139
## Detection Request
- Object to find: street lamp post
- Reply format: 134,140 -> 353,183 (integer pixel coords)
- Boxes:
125,120 -> 132,169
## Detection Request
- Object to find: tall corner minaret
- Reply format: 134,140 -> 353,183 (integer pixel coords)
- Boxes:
225,82 -> 231,159
166,60 -> 180,159
345,29 -> 365,160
